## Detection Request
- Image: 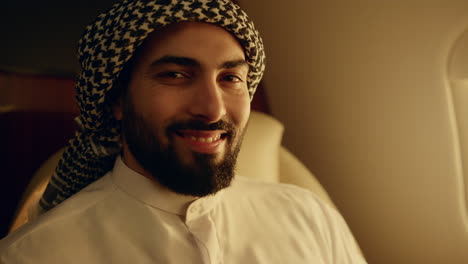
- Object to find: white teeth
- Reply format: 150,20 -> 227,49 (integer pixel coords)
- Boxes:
188,135 -> 221,143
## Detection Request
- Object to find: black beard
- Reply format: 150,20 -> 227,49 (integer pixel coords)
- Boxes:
120,98 -> 243,197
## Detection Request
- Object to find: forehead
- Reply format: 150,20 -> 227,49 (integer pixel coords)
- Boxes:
134,21 -> 246,67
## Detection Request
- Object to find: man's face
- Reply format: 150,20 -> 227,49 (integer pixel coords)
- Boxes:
114,22 -> 251,197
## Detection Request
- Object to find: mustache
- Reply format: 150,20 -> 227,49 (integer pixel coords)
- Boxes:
166,119 -> 236,134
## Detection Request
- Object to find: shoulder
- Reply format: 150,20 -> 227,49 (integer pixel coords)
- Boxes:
231,176 -> 327,202
227,177 -> 366,263
228,176 -> 335,216
227,176 -> 356,237
0,174 -> 116,258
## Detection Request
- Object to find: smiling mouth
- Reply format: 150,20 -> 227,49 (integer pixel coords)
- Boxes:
176,130 -> 228,141
187,134 -> 221,143
174,130 -> 229,154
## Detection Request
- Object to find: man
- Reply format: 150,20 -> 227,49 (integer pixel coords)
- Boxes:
0,0 -> 367,263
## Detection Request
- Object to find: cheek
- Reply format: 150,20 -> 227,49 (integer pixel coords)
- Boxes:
229,95 -> 251,130
126,96 -> 177,144
134,87 -> 185,122
140,102 -> 177,140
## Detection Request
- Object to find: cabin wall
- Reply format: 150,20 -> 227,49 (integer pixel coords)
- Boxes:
239,0 -> 468,263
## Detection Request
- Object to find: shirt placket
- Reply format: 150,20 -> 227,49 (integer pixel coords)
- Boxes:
186,201 -> 222,264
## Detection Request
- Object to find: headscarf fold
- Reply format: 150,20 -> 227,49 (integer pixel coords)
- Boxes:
40,0 -> 265,211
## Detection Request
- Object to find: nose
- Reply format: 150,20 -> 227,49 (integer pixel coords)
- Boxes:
188,76 -> 226,123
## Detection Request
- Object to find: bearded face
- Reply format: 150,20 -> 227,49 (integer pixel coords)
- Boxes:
121,93 -> 246,196
114,22 -> 251,197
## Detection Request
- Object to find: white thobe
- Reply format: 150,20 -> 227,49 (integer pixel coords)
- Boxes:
0,157 -> 366,263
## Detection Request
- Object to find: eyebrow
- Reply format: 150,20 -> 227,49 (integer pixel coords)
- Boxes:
149,55 -> 248,70
150,56 -> 200,68
221,59 -> 249,70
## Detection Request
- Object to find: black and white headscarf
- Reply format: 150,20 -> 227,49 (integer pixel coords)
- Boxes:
39,0 -> 265,211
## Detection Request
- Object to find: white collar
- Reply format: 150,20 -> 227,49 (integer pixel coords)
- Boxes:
110,156 -> 223,216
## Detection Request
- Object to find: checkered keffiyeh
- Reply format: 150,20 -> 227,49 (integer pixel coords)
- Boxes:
39,0 -> 265,211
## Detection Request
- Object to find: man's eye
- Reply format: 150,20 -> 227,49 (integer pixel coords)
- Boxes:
221,74 -> 243,83
157,71 -> 187,79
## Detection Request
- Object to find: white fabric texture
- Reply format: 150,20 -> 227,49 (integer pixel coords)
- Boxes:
1,157 -> 366,264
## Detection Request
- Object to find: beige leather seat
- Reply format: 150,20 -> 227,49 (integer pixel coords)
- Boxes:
9,111 -> 335,232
